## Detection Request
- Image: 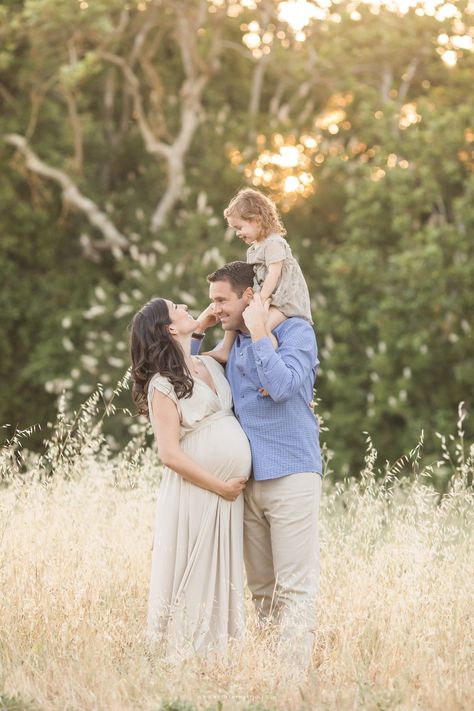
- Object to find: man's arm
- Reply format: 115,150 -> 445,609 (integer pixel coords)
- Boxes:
252,329 -> 317,402
191,336 -> 204,356
243,295 -> 317,403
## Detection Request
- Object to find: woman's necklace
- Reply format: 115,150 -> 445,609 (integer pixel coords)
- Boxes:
188,357 -> 202,377
188,357 -> 216,394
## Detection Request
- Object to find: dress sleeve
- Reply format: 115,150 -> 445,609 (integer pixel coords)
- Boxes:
147,374 -> 181,418
264,236 -> 287,265
246,245 -> 256,264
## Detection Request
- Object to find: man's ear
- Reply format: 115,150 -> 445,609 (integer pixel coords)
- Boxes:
242,287 -> 254,304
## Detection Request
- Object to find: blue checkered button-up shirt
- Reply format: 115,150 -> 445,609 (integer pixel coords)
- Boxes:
220,318 -> 322,481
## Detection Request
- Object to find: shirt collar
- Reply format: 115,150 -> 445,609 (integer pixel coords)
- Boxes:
235,330 -> 251,343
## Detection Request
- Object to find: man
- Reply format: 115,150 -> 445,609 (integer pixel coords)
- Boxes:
194,261 -> 322,668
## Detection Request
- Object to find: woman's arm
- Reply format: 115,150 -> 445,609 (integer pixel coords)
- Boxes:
259,260 -> 283,302
150,389 -> 246,502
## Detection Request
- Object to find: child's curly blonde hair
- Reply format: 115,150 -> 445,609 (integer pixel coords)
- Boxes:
224,188 -> 287,237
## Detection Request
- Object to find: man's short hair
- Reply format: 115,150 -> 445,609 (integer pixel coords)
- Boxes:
207,261 -> 255,297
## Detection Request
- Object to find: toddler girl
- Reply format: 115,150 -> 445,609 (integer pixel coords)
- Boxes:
210,187 -> 313,362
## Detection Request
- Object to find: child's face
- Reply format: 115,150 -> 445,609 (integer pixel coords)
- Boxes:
227,216 -> 262,245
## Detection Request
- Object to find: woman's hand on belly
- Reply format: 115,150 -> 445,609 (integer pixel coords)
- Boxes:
217,476 -> 247,502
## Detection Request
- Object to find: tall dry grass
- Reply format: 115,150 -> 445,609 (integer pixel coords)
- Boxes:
0,389 -> 473,711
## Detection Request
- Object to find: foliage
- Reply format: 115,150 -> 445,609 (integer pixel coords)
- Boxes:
1,0 -> 473,472
0,388 -> 473,710
0,694 -> 41,711
159,702 -> 197,711
158,704 -> 277,711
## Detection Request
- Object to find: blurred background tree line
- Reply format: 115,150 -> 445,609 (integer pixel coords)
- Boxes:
1,0 -> 473,476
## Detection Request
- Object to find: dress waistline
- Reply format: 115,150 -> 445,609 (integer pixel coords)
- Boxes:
180,409 -> 234,440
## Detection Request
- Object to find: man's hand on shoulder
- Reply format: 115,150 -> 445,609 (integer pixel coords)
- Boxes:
243,293 -> 270,341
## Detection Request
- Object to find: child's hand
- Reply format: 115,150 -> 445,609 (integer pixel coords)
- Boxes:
258,387 -> 270,397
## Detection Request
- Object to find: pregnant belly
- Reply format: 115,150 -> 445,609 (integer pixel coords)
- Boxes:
181,414 -> 252,482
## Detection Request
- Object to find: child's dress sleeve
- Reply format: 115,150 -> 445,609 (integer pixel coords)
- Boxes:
263,236 -> 288,265
265,235 -> 314,323
247,235 -> 290,292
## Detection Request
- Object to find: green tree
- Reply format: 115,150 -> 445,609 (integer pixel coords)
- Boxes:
1,0 -> 473,472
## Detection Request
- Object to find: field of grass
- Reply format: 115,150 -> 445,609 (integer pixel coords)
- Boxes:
1,396 -> 473,711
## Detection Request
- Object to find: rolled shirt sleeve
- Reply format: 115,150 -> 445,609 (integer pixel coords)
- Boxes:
251,327 -> 318,403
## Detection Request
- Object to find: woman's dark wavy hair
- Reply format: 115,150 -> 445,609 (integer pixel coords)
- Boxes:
129,298 -> 193,415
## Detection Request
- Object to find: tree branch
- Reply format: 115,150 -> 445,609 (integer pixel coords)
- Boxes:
25,74 -> 58,140
398,57 -> 420,106
5,134 -> 128,251
139,33 -> 169,140
62,88 -> 83,171
129,14 -> 156,66
269,78 -> 288,117
149,3 -> 224,232
380,63 -> 393,104
0,83 -> 17,110
102,1 -> 223,233
101,51 -> 171,159
248,54 -> 270,136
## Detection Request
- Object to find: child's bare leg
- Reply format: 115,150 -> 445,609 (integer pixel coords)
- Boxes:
203,330 -> 236,364
266,306 -> 287,350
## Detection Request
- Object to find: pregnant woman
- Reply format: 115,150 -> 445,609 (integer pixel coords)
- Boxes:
129,297 -> 251,661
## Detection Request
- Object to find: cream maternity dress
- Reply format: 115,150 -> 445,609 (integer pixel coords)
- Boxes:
147,355 -> 252,661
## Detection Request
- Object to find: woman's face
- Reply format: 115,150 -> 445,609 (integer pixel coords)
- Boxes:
166,300 -> 196,336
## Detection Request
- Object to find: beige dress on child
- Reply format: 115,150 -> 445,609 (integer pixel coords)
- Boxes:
147,355 -> 252,661
247,233 -> 313,323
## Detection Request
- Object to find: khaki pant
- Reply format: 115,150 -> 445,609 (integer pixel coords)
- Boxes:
243,472 -> 322,669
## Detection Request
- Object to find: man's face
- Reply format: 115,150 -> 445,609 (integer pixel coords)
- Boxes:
209,279 -> 251,331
